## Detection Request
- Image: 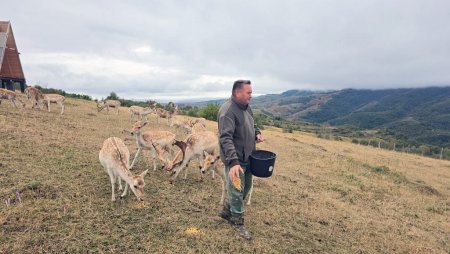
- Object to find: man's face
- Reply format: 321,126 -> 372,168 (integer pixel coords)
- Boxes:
235,84 -> 252,105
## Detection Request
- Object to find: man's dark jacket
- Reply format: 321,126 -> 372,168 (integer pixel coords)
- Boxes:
217,97 -> 261,168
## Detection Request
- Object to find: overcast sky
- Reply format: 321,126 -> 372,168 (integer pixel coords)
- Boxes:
3,0 -> 450,101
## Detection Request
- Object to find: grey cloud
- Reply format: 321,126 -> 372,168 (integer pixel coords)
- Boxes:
3,0 -> 450,101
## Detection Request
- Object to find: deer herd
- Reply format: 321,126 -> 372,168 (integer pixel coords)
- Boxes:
0,86 -> 245,204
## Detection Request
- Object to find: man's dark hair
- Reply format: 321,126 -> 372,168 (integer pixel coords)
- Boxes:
232,80 -> 251,95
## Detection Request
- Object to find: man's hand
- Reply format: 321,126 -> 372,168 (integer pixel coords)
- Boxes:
229,164 -> 244,180
256,133 -> 264,143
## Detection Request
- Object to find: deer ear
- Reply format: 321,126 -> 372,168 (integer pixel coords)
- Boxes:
203,151 -> 209,157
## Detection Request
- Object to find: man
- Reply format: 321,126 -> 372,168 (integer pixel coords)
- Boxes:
217,80 -> 264,240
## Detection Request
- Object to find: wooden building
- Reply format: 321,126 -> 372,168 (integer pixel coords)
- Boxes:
0,21 -> 26,92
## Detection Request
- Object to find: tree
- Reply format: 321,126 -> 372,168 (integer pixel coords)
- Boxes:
200,103 -> 220,121
106,92 -> 119,100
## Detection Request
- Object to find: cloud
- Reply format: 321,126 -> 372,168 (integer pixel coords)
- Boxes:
4,0 -> 450,101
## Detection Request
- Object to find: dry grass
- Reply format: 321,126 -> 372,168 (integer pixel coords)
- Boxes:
1,97 -> 449,253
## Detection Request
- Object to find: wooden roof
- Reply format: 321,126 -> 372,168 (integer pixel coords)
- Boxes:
0,21 -> 25,81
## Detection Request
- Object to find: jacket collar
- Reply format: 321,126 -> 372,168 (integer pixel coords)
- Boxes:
231,96 -> 248,110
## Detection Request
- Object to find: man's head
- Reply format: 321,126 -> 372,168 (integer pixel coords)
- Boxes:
232,80 -> 252,105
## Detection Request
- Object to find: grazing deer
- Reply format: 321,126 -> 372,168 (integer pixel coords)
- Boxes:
201,152 -> 253,205
24,86 -> 43,103
129,106 -> 154,121
0,88 -> 25,108
129,105 -> 144,120
97,99 -> 121,114
129,121 -> 176,171
155,106 -> 178,124
189,117 -> 206,127
166,131 -> 218,183
190,122 -> 207,134
99,137 -> 149,202
169,115 -> 193,132
33,94 -> 66,114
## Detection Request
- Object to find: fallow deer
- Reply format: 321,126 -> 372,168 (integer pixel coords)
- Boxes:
0,88 -> 25,108
129,121 -> 176,171
33,94 -> 66,114
155,106 -> 178,124
24,86 -> 43,103
97,99 -> 121,114
166,131 -> 218,183
99,137 -> 149,202
129,105 -> 154,121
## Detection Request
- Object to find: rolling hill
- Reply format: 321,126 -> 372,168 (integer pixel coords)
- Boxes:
251,87 -> 450,147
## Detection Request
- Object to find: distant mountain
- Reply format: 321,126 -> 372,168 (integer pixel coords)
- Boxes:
251,87 -> 450,147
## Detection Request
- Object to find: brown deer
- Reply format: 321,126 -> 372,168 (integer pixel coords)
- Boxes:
97,99 -> 121,114
99,137 -> 149,202
129,121 -> 176,171
0,88 -> 25,108
165,131 -> 218,183
33,94 -> 66,114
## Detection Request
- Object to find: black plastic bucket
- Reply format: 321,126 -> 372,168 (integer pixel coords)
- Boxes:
249,150 -> 276,177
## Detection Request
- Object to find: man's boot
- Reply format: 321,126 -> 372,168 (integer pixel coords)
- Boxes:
230,213 -> 252,240
218,201 -> 232,222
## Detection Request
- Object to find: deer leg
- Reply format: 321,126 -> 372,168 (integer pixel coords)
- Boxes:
130,147 -> 142,169
108,171 -> 116,202
121,182 -> 129,198
117,176 -> 123,191
10,99 -> 18,108
60,102 -> 65,114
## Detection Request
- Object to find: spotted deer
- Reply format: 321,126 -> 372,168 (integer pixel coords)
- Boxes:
129,106 -> 154,121
33,94 -> 66,114
99,137 -> 149,202
155,106 -> 178,124
166,131 -> 218,183
129,121 -> 176,171
0,88 -> 25,108
97,99 -> 121,114
24,86 -> 43,103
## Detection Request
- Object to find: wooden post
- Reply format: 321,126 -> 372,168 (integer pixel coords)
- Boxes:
378,141 -> 381,149
367,140 -> 371,147
393,143 -> 396,151
440,147 -> 443,160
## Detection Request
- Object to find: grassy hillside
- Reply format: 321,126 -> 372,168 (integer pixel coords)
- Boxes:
1,97 -> 449,253
252,87 -> 450,147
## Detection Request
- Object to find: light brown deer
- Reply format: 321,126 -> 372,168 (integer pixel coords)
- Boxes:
169,115 -> 193,131
98,137 -> 149,202
129,121 -> 176,171
97,99 -> 121,114
24,86 -> 43,103
166,131 -> 218,183
33,94 -> 66,114
129,105 -> 154,121
190,122 -> 207,134
155,106 -> 178,124
0,88 -> 25,108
